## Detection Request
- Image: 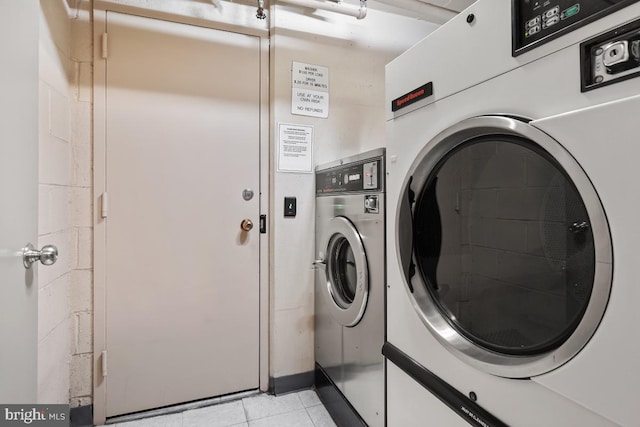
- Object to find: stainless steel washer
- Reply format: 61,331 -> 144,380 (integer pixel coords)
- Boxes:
314,148 -> 385,427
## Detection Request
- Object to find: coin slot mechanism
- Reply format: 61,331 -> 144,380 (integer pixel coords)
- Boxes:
581,17 -> 640,92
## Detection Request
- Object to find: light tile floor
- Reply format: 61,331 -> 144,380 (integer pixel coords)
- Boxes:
110,390 -> 337,427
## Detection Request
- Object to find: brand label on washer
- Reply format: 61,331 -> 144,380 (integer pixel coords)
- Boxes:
391,82 -> 433,112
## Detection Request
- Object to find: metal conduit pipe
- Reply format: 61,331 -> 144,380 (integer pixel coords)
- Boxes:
373,0 -> 456,24
278,0 -> 368,19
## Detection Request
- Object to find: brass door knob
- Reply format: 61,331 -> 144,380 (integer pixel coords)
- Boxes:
241,219 -> 254,232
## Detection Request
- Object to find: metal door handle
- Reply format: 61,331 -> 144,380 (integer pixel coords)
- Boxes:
312,259 -> 326,270
241,219 -> 254,232
569,221 -> 590,233
23,243 -> 58,269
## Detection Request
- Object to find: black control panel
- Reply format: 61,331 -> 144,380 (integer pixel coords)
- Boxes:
513,0 -> 640,56
316,158 -> 382,194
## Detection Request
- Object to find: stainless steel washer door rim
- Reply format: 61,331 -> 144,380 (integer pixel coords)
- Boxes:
396,115 -> 613,378
322,216 -> 369,327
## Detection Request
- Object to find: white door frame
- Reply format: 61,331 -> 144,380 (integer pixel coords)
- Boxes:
92,3 -> 270,424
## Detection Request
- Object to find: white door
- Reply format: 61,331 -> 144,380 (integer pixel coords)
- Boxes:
102,13 -> 261,416
0,0 -> 39,403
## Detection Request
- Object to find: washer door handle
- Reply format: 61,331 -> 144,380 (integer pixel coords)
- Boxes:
312,259 -> 326,270
569,221 -> 590,233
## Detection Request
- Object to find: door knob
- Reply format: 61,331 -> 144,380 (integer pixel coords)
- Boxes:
23,243 -> 58,269
241,219 -> 254,232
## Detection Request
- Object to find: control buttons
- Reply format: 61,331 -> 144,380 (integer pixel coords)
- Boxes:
544,6 -> 559,19
542,5 -> 559,29
526,25 -> 541,37
543,16 -> 559,29
525,15 -> 541,37
526,16 -> 540,28
524,4 -> 565,37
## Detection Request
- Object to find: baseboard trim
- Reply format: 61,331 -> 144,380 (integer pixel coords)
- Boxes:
268,371 -> 315,395
315,364 -> 367,427
70,404 -> 93,427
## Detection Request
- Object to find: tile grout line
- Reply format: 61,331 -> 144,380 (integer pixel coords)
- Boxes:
292,393 -> 317,427
240,395 -> 249,426
305,406 -> 319,427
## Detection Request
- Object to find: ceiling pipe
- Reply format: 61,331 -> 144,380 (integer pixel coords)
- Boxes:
278,0 -> 368,19
372,0 -> 455,24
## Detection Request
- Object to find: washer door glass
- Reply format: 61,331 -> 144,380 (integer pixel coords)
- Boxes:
398,116 -> 612,378
328,235 -> 358,308
323,216 -> 369,327
415,136 -> 594,355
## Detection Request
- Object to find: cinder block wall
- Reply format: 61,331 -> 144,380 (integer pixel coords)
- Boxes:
38,0 -> 94,407
38,0 -> 73,404
68,0 -> 94,408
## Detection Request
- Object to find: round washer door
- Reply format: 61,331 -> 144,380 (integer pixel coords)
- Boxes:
321,216 -> 369,327
397,115 -> 612,378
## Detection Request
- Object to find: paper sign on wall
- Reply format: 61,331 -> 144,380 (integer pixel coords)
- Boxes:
291,62 -> 329,118
277,123 -> 313,173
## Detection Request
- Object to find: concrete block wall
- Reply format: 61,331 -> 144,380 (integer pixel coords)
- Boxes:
38,0 -> 73,405
38,0 -> 94,407
69,0 -> 94,408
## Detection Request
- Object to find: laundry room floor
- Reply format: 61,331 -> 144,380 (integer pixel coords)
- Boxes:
109,390 -> 337,427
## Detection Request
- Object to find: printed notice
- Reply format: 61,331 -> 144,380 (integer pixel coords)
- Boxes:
278,123 -> 313,173
292,62 -> 329,118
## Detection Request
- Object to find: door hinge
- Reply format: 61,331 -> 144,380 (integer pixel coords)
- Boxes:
101,192 -> 108,219
101,350 -> 108,377
101,33 -> 108,59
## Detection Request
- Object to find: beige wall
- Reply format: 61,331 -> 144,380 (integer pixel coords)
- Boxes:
269,2 -> 437,378
38,0 -> 94,407
36,0 -> 436,410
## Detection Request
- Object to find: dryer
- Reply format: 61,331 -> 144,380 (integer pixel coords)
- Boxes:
314,149 -> 386,427
385,1 -> 640,426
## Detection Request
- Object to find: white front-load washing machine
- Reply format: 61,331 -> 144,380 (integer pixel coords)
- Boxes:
315,149 -> 386,427
385,1 -> 640,426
